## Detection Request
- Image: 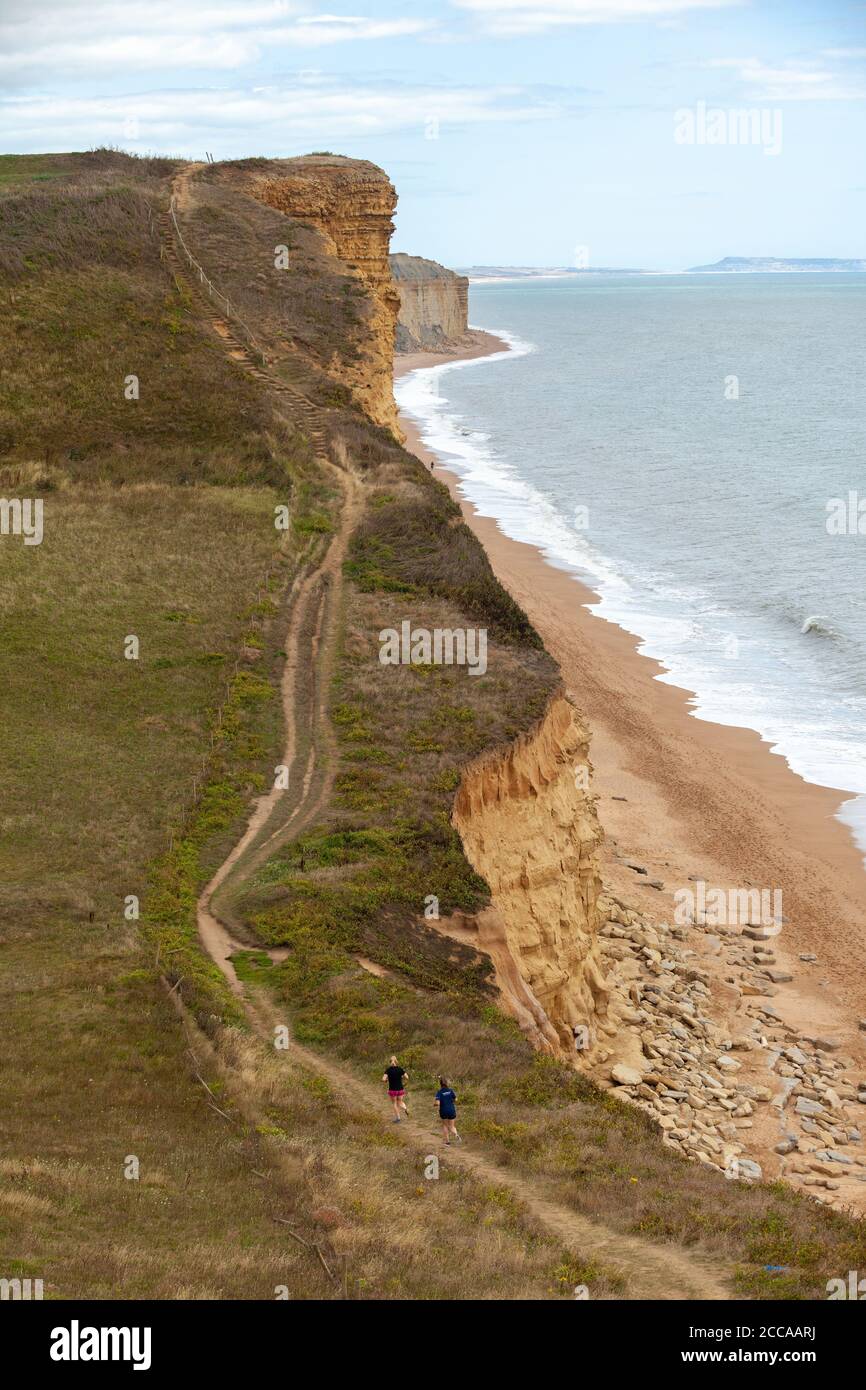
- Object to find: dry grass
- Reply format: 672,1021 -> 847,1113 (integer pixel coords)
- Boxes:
0,477 -> 309,1297
0,152 -> 615,1301
0,152 -> 324,1298
0,149 -> 178,197
185,165 -> 369,383
231,413 -> 866,1302
210,1027 -> 621,1300
6,151 -> 864,1301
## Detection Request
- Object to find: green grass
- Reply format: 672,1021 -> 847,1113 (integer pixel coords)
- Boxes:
0,480 -> 319,1297
0,152 -> 624,1300
229,407 -> 866,1301
5,150 -> 865,1302
0,152 -> 328,1298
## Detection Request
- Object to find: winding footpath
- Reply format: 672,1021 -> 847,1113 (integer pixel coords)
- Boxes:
164,165 -> 733,1301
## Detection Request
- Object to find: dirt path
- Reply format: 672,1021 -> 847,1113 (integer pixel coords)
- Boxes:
165,165 -> 734,1300
198,534 -> 732,1296
245,992 -> 732,1301
198,468 -> 363,979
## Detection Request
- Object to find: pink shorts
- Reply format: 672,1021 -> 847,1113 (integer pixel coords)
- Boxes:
388,1089 -> 405,1099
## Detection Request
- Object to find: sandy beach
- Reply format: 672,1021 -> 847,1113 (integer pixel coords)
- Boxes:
395,338 -> 866,1129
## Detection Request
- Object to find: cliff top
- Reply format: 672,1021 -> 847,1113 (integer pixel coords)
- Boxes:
218,153 -> 396,205
390,251 -> 467,284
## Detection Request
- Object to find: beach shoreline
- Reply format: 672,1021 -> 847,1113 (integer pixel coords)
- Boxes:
395,334 -> 866,1200
395,329 -> 509,376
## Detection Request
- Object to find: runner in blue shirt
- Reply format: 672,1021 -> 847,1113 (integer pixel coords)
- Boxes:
434,1076 -> 460,1145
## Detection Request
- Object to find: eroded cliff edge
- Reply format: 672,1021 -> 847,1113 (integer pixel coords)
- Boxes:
244,154 -> 611,1063
252,155 -> 401,435
451,694 -> 610,1058
391,253 -> 469,353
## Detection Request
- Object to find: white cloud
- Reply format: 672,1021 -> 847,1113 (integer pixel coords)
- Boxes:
0,77 -> 558,155
706,56 -> 866,102
0,3 -> 434,75
451,0 -> 739,35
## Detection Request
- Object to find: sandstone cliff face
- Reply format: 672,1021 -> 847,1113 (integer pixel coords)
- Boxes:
248,158 -> 609,1063
452,694 -> 609,1057
390,253 -> 469,353
253,156 -> 401,434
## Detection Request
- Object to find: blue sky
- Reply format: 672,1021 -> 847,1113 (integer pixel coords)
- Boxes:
1,0 -> 864,267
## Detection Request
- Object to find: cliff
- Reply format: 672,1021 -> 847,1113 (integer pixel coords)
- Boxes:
251,156 -> 401,434
241,156 -> 609,1062
390,253 -> 469,353
451,694 -> 609,1056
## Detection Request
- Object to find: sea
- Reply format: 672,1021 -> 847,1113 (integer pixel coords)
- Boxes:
394,273 -> 866,863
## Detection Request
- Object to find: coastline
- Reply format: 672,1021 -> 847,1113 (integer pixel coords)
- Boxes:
395,334 -> 866,1198
395,329 -> 508,375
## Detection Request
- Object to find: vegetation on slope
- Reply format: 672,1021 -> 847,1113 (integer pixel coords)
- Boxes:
0,151 -> 602,1299
3,149 -> 864,1300
230,407 -> 866,1301
0,150 -> 348,1298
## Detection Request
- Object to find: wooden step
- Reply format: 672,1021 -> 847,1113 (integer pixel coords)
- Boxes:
160,216 -> 330,442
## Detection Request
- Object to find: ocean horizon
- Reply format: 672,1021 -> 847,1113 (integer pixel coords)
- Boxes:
396,272 -> 866,865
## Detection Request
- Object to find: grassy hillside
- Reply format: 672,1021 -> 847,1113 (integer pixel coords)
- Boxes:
0,151 -> 605,1299
227,407 -> 866,1302
0,151 -> 336,1297
2,150 -> 864,1301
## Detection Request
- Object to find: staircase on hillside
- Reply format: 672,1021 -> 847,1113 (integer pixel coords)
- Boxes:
158,205 -> 329,458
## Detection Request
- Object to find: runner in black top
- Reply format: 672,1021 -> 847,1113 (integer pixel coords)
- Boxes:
434,1075 -> 460,1144
382,1054 -> 409,1122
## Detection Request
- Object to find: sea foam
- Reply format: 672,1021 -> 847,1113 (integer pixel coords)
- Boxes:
395,317 -> 866,865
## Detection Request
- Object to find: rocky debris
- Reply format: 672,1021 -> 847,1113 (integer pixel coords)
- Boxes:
802,1175 -> 840,1192
589,890 -> 866,1209
611,1063 -> 643,1086
734,1157 -> 762,1180
796,1097 -> 825,1117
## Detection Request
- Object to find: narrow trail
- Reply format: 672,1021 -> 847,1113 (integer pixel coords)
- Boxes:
244,992 -> 733,1301
161,163 -> 328,455
164,165 -> 734,1302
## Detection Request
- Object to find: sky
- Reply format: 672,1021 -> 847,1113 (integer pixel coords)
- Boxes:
1,0 -> 864,267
